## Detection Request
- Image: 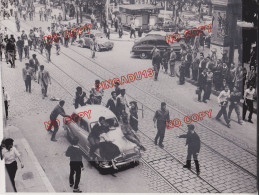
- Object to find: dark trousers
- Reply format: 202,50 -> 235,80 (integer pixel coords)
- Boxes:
185,66 -> 190,78
130,30 -> 136,38
25,75 -> 31,92
69,162 -> 82,189
198,86 -> 206,101
74,99 -> 85,109
48,116 -> 59,139
17,48 -> 23,61
4,100 -> 8,118
6,161 -> 18,192
228,103 -> 241,122
155,122 -> 166,145
243,99 -> 253,120
154,65 -> 160,80
192,69 -> 198,81
186,149 -> 199,172
216,104 -> 229,124
179,71 -> 185,84
24,46 -> 29,59
205,81 -> 212,99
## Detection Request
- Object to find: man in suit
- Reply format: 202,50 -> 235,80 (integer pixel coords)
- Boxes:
38,65 -> 51,99
16,37 -> 24,62
198,68 -> 207,103
29,54 -> 40,78
22,63 -> 33,93
178,124 -> 201,175
106,91 -> 120,119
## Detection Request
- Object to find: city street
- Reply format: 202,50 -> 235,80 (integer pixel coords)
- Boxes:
1,0 -> 257,193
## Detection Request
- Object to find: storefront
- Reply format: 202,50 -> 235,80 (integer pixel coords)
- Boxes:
119,4 -> 162,31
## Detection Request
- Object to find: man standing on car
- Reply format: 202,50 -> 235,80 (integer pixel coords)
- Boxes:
47,100 -> 71,141
153,102 -> 170,148
177,124 -> 200,175
66,136 -> 84,193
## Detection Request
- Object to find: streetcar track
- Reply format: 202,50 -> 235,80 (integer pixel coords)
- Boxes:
1,22 -> 182,193
2,21 -> 256,192
6,20 -> 258,175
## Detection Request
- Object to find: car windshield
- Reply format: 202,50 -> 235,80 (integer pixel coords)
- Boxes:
90,117 -> 119,131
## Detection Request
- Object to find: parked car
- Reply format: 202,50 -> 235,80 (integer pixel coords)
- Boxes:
63,105 -> 141,172
131,35 -> 184,60
78,30 -> 114,52
131,36 -> 170,59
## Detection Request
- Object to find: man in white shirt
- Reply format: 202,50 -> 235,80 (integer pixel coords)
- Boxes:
3,87 -> 10,119
90,80 -> 104,104
216,85 -> 231,127
117,89 -> 129,116
243,85 -> 255,123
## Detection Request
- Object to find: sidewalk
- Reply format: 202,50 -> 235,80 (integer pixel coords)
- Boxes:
174,58 -> 257,113
4,125 -> 55,192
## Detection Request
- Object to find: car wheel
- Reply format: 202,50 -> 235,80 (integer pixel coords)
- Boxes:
139,52 -> 148,59
96,44 -> 100,52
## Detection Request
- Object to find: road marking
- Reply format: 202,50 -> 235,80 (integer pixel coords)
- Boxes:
21,138 -> 55,192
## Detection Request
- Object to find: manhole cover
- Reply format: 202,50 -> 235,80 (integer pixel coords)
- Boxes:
22,172 -> 34,180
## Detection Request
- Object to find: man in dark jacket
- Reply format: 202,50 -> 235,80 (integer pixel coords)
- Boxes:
178,124 -> 200,175
16,36 -> 24,62
106,91 -> 120,118
152,49 -> 162,81
66,136 -> 84,193
153,102 -> 170,148
228,86 -> 242,124
74,86 -> 87,109
198,68 -> 207,103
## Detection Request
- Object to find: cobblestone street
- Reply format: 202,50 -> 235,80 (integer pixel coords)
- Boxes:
0,0 -> 257,193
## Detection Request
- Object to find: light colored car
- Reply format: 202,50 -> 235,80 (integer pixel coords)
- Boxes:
63,105 -> 141,172
78,30 -> 114,52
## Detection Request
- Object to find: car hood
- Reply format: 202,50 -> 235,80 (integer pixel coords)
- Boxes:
100,127 -> 137,153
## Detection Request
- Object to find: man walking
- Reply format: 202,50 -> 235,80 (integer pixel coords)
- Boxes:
29,54 -> 40,78
47,100 -> 70,141
169,48 -> 176,77
228,86 -> 242,125
243,85 -> 255,123
178,124 -> 200,175
191,52 -> 199,81
16,37 -> 24,62
197,69 -> 207,103
153,102 -> 170,148
152,49 -> 162,81
65,136 -> 84,193
216,85 -> 231,127
22,63 -> 33,93
3,87 -> 10,120
38,65 -> 51,99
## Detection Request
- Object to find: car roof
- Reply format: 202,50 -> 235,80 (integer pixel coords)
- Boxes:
75,105 -> 116,123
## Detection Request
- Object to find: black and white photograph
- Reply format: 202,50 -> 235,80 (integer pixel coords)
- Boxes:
0,0 -> 258,193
